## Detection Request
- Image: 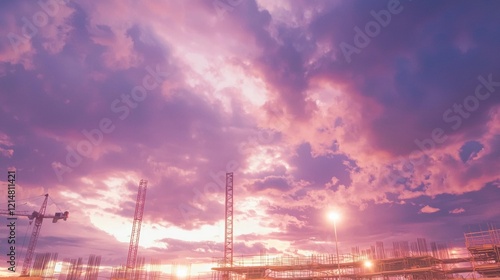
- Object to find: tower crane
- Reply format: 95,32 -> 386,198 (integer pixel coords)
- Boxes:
0,194 -> 69,276
0,210 -> 69,224
125,179 -> 148,279
223,173 -> 234,280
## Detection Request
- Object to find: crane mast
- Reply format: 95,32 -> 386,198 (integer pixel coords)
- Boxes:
126,179 -> 148,278
21,194 -> 48,276
223,172 -> 234,280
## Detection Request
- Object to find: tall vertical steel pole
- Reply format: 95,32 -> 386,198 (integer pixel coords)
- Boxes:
334,220 -> 340,279
223,173 -> 234,280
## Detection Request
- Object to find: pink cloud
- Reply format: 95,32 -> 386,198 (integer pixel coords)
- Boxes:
420,205 -> 440,214
1,1 -> 500,277
449,208 -> 465,214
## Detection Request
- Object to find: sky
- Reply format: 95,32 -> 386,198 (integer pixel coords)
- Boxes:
1,0 -> 500,277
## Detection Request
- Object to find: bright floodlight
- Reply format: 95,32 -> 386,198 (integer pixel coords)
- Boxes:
364,260 -> 373,268
327,211 -> 340,222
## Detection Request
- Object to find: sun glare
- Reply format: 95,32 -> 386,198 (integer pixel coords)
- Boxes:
54,262 -> 63,273
327,211 -> 340,222
175,266 -> 189,278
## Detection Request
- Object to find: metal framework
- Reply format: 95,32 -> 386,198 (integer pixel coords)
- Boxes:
84,254 -> 102,280
223,173 -> 234,278
212,230 -> 500,280
126,179 -> 148,277
465,226 -> 500,277
21,194 -> 49,276
67,257 -> 84,280
31,252 -> 58,278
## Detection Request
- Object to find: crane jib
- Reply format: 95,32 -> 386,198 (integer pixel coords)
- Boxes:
0,193 -> 69,276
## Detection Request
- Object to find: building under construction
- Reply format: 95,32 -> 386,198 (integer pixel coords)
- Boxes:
3,176 -> 498,280
212,227 -> 500,280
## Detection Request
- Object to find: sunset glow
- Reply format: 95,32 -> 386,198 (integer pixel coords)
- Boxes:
0,0 -> 499,279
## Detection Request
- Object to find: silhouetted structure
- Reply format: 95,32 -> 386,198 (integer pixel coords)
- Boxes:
126,179 -> 148,279
212,228 -> 500,279
222,172 -> 234,280
465,225 -> 500,278
31,252 -> 58,278
66,257 -> 84,280
84,254 -> 101,280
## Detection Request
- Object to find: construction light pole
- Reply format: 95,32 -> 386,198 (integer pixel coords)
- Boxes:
328,211 -> 341,279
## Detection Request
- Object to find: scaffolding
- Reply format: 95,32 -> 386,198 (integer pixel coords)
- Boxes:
466,226 -> 500,278
212,253 -> 457,280
110,257 -> 164,280
212,228 -> 500,280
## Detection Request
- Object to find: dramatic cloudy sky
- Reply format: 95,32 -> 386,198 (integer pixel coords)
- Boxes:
1,0 -> 499,277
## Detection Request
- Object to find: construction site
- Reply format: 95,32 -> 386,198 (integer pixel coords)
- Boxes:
212,227 -> 500,280
2,174 -> 500,280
